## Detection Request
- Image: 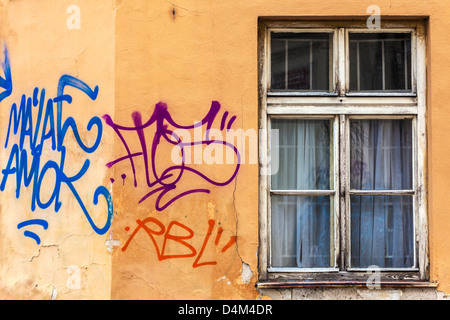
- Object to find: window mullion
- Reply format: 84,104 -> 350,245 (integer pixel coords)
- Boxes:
338,114 -> 348,271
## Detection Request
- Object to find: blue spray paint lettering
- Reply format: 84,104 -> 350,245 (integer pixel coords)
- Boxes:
17,219 -> 49,245
0,56 -> 113,236
0,45 -> 12,102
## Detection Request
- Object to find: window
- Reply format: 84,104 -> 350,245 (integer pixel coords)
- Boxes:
258,20 -> 428,286
348,32 -> 412,92
270,32 -> 333,91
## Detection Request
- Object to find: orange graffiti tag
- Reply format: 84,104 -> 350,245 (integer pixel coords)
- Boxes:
122,218 -> 237,268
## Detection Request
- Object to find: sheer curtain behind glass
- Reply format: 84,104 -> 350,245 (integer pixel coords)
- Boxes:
350,119 -> 414,268
271,119 -> 332,268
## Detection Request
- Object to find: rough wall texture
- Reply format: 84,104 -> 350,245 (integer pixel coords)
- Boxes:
260,287 -> 449,300
0,0 -> 449,300
0,0 -> 115,300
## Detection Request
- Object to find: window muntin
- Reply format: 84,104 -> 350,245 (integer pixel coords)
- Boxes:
348,32 -> 412,93
270,32 -> 333,92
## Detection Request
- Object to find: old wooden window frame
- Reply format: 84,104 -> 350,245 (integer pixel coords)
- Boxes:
257,19 -> 432,287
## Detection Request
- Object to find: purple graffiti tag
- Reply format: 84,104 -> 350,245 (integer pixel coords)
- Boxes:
103,101 -> 240,211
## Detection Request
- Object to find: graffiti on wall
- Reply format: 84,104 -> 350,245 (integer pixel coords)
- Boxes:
0,45 -> 113,244
104,101 -> 241,264
0,43 -> 239,266
122,217 -> 237,268
103,100 -> 240,211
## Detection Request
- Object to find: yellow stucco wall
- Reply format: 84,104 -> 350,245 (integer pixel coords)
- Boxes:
0,0 -> 450,300
0,0 -> 115,299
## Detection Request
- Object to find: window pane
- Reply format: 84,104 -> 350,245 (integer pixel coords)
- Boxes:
349,33 -> 412,92
287,40 -> 311,89
352,40 -> 383,90
271,195 -> 333,268
271,39 -> 286,90
384,39 -> 411,90
271,119 -> 332,190
350,119 -> 412,190
270,32 -> 332,91
351,195 -> 414,268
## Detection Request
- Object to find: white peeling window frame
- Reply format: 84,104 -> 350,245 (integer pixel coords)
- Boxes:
257,20 -> 430,287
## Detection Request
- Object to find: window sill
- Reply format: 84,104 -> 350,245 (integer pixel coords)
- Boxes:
256,280 -> 438,289
267,91 -> 338,97
345,92 -> 417,97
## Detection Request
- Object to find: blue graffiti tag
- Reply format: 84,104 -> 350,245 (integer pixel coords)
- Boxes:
0,45 -> 12,103
17,219 -> 49,245
0,46 -> 113,239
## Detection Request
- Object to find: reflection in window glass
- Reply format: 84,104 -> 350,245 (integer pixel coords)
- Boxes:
349,33 -> 412,92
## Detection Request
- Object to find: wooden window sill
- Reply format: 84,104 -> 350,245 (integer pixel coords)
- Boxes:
256,280 -> 438,289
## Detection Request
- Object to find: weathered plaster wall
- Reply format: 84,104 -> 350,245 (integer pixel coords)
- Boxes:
1,0 -> 450,300
260,287 -> 449,300
110,0 -> 259,300
110,0 -> 449,300
0,0 -> 115,299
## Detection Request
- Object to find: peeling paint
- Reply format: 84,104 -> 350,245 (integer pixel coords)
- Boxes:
357,289 -> 402,300
51,286 -> 57,300
217,276 -> 231,285
105,235 -> 121,252
241,262 -> 253,284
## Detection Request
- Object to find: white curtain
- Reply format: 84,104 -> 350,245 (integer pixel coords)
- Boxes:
350,119 -> 414,268
270,118 -> 414,269
271,119 -> 331,268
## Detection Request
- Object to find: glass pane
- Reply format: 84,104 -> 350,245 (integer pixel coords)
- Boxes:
271,119 -> 332,190
312,40 -> 330,90
271,39 -> 286,90
287,40 -> 310,89
349,42 -> 358,91
351,195 -> 414,268
355,40 -> 383,90
271,195 -> 333,268
384,40 -> 410,90
349,33 -> 412,92
350,119 -> 412,190
270,32 -> 332,91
